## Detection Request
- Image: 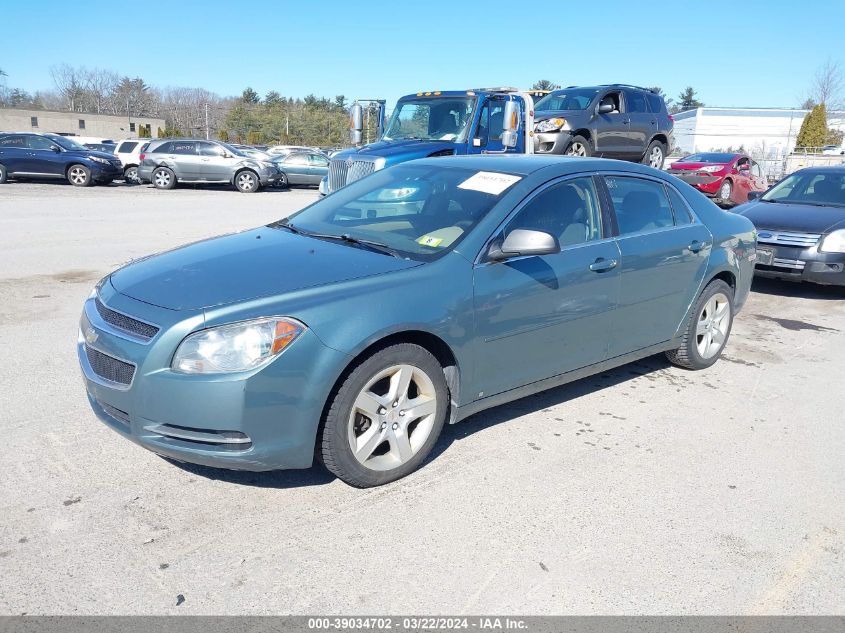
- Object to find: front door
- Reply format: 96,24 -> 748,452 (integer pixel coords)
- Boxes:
593,91 -> 627,157
467,98 -> 511,155
473,175 -> 621,397
601,174 -> 712,357
26,135 -> 66,176
197,142 -> 232,181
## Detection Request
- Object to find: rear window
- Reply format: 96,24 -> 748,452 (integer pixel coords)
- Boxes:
625,91 -> 648,113
0,135 -> 27,147
171,141 -> 197,155
647,93 -> 664,114
150,142 -> 172,153
117,141 -> 138,153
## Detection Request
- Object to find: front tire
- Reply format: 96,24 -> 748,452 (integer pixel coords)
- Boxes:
717,179 -> 733,205
642,140 -> 666,169
564,135 -> 592,158
123,165 -> 139,184
666,279 -> 734,370
0,163 -> 7,184
320,343 -> 448,487
235,170 -> 259,193
67,164 -> 92,187
152,167 -> 176,190
276,172 -> 288,188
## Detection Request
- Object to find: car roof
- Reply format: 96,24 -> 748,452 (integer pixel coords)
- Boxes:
411,154 -> 661,177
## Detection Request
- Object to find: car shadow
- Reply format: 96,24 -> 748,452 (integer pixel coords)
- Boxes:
165,353 -> 672,489
751,276 -> 844,300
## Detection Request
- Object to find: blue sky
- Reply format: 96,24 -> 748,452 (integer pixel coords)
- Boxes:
1,0 -> 842,109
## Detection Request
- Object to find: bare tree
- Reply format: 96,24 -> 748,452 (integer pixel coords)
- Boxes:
50,64 -> 85,111
809,58 -> 844,109
82,68 -> 119,113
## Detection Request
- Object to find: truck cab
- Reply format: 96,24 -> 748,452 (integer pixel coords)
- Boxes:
322,89 -> 534,194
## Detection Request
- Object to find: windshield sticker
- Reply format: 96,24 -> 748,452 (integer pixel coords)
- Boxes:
458,171 -> 522,195
416,235 -> 444,248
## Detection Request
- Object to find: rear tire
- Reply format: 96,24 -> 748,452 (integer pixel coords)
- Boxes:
67,164 -> 92,187
564,135 -> 592,158
235,169 -> 260,193
717,179 -> 733,205
152,167 -> 176,190
320,343 -> 448,487
666,279 -> 734,370
0,163 -> 7,184
642,140 -> 666,169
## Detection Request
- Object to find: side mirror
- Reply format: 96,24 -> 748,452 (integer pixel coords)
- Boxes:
747,191 -> 761,201
488,229 -> 560,260
500,100 -> 520,149
738,163 -> 750,171
50,145 -> 61,153
598,103 -> 614,114
349,102 -> 364,145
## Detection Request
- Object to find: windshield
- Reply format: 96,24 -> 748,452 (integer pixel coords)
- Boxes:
218,141 -> 246,157
48,136 -> 87,151
762,171 -> 845,207
678,152 -> 736,163
271,164 -> 520,261
534,88 -> 600,111
382,97 -> 477,142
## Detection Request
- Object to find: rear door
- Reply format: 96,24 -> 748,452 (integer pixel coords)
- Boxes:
601,174 -> 712,357
306,152 -> 330,184
623,89 -> 656,158
473,175 -> 621,396
281,152 -> 310,184
0,135 -> 32,174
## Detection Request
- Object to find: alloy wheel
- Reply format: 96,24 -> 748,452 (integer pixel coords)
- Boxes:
69,167 -> 87,185
347,364 -> 438,471
125,167 -> 139,183
649,146 -> 664,168
154,170 -> 171,187
719,181 -> 732,200
696,292 -> 731,359
566,142 -> 587,157
237,172 -> 256,191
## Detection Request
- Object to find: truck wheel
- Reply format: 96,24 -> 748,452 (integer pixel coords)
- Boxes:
320,343 -> 448,487
642,140 -> 666,169
565,135 -> 592,158
0,163 -> 7,184
235,170 -> 259,193
152,167 -> 176,190
67,164 -> 92,187
666,279 -> 734,370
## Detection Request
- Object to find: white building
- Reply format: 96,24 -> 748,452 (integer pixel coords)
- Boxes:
672,107 -> 845,178
0,108 -> 165,140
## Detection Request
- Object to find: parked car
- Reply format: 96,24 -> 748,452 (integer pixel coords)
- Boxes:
238,147 -> 273,161
114,139 -> 151,183
78,156 -> 755,487
533,84 -> 674,169
84,142 -> 117,154
0,132 -> 123,186
821,145 -> 845,156
668,153 -> 768,206
266,144 -> 314,157
137,139 -> 281,193
734,166 -> 845,285
271,150 -> 329,187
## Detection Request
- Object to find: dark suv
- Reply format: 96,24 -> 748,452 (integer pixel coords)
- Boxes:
0,132 -> 123,186
533,84 -> 674,169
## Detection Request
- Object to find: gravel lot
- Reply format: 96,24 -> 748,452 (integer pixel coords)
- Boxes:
0,182 -> 843,615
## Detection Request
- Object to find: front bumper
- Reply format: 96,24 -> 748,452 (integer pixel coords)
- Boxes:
90,162 -> 124,182
534,130 -> 573,154
258,167 -> 281,186
754,242 -> 845,286
669,171 -> 722,196
78,283 -> 350,471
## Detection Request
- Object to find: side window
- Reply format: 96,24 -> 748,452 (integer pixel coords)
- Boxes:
625,90 -> 648,113
666,185 -> 694,225
285,153 -> 309,165
197,142 -> 225,157
308,153 -> 329,166
599,92 -> 622,114
0,135 -> 28,147
116,141 -> 138,153
505,177 -> 603,248
171,141 -> 197,155
646,93 -> 664,114
736,157 -> 749,171
27,136 -> 56,150
604,176 -> 675,235
751,161 -> 762,178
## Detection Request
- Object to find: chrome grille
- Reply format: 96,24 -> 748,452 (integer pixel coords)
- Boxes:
328,159 -> 376,192
756,231 -> 821,248
95,298 -> 159,341
85,345 -> 135,386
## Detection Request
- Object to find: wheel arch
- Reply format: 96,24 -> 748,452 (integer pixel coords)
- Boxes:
650,133 -> 669,149
231,166 -> 259,185
570,129 -> 592,144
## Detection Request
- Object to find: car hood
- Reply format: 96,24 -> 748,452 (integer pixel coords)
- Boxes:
335,139 -> 458,164
734,200 -> 845,234
72,149 -> 117,161
109,227 -> 421,311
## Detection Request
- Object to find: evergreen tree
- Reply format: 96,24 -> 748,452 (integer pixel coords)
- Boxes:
677,86 -> 703,110
795,103 -> 829,151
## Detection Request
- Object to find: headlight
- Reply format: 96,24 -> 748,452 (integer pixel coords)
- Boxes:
699,165 -> 724,173
89,156 -> 110,165
820,229 -> 845,253
535,118 -> 567,133
172,317 -> 305,374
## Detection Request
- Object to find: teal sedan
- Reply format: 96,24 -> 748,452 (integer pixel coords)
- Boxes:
272,150 -> 329,187
78,156 -> 756,487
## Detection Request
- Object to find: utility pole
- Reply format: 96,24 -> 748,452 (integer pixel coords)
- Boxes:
204,103 -> 210,140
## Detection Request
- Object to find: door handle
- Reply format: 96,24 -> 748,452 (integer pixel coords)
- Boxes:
589,257 -> 618,272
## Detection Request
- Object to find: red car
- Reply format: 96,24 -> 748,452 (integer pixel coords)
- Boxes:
668,152 -> 768,206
